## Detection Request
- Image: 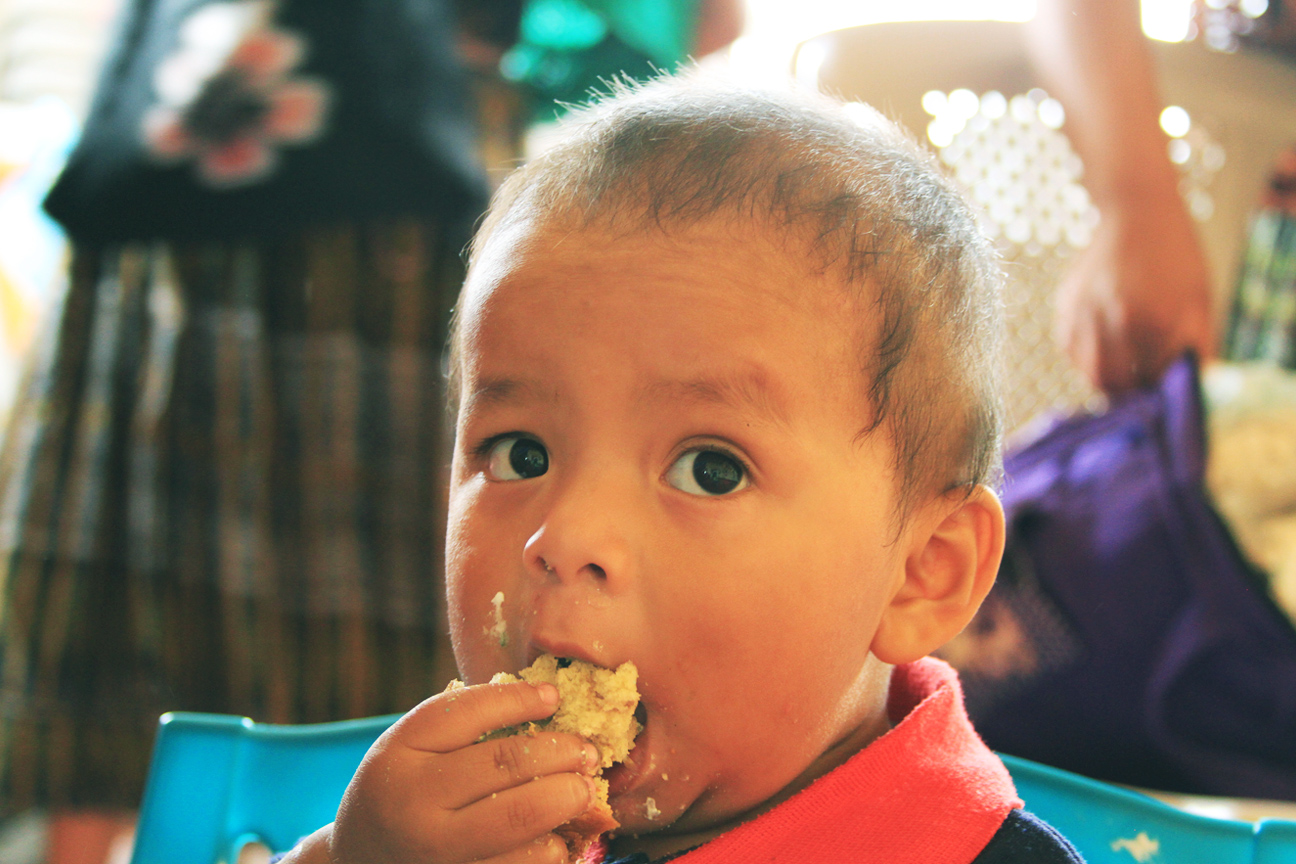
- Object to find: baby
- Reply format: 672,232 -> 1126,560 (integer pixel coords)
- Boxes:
282,77 -> 1083,863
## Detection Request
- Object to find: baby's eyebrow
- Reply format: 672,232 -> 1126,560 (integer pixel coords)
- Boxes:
462,376 -> 548,413
639,371 -> 791,429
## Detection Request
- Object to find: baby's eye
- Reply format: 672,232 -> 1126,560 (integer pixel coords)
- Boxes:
486,436 -> 549,481
665,449 -> 748,496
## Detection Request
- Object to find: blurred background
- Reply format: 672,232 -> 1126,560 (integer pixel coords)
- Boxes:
0,1 -> 1293,862
0,0 -> 1292,442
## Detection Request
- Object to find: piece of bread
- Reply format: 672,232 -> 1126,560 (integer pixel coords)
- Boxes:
448,655 -> 641,861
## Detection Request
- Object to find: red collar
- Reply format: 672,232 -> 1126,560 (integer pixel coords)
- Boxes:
609,657 -> 1021,864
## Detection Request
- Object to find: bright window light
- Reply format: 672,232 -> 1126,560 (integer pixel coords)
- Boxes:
1141,0 -> 1194,41
733,0 -> 1193,85
742,0 -> 1036,49
733,0 -> 1037,83
1160,105 -> 1191,137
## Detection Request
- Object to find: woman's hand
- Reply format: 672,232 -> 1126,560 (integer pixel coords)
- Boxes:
1029,0 -> 1220,394
1054,194 -> 1216,394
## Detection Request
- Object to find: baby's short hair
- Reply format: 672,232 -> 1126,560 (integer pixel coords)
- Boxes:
465,75 -> 1004,519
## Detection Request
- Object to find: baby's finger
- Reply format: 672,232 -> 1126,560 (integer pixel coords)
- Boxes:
471,834 -> 569,864
398,681 -> 560,753
449,773 -> 597,861
437,732 -> 600,810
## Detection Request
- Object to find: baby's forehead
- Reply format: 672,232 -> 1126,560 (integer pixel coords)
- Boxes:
458,215 -> 878,399
457,214 -> 879,418
469,208 -> 861,311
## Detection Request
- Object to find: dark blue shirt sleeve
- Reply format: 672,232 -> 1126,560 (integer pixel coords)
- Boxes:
971,809 -> 1087,863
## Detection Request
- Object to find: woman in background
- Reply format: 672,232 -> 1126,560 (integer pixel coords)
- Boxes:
0,1 -> 488,861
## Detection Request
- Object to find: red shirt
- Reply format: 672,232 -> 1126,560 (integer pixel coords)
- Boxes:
598,657 -> 1023,864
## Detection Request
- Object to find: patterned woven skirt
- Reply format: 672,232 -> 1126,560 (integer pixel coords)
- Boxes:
0,219 -> 465,812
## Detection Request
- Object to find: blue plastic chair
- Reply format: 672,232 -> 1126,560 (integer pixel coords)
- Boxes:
131,712 -> 399,864
1000,754 -> 1296,864
131,712 -> 1296,864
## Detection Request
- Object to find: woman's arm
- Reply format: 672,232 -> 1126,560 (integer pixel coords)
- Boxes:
1028,0 -> 1217,393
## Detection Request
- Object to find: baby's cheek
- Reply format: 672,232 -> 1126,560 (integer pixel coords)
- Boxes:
665,611 -> 843,759
447,594 -> 513,683
652,631 -> 776,756
445,560 -> 506,672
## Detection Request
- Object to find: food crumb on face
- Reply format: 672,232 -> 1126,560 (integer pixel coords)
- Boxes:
483,591 -> 508,646
661,773 -> 668,781
644,797 -> 661,820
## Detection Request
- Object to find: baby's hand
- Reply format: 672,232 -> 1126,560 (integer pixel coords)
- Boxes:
287,681 -> 602,864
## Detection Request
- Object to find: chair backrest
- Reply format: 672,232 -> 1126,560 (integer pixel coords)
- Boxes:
1000,753 -> 1296,864
130,711 -> 398,864
131,712 -> 1296,864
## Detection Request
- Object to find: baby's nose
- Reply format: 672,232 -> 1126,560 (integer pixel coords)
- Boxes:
522,475 -> 635,590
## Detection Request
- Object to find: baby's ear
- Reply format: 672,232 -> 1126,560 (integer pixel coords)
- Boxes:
871,485 -> 1005,666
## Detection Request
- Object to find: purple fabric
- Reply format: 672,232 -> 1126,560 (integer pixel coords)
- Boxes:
959,356 -> 1296,800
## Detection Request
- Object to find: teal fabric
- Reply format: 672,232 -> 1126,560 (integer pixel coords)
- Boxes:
501,0 -> 697,119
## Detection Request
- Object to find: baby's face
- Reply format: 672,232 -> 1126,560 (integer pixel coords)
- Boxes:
447,215 -> 912,839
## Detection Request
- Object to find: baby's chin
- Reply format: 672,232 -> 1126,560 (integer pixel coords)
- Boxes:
609,788 -> 683,835
607,789 -> 691,845
604,747 -> 702,837
603,726 -> 765,841
609,754 -> 824,849
607,770 -> 741,841
608,782 -> 768,863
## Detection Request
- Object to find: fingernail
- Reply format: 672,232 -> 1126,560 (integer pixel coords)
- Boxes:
536,682 -> 560,706
582,743 -> 600,771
